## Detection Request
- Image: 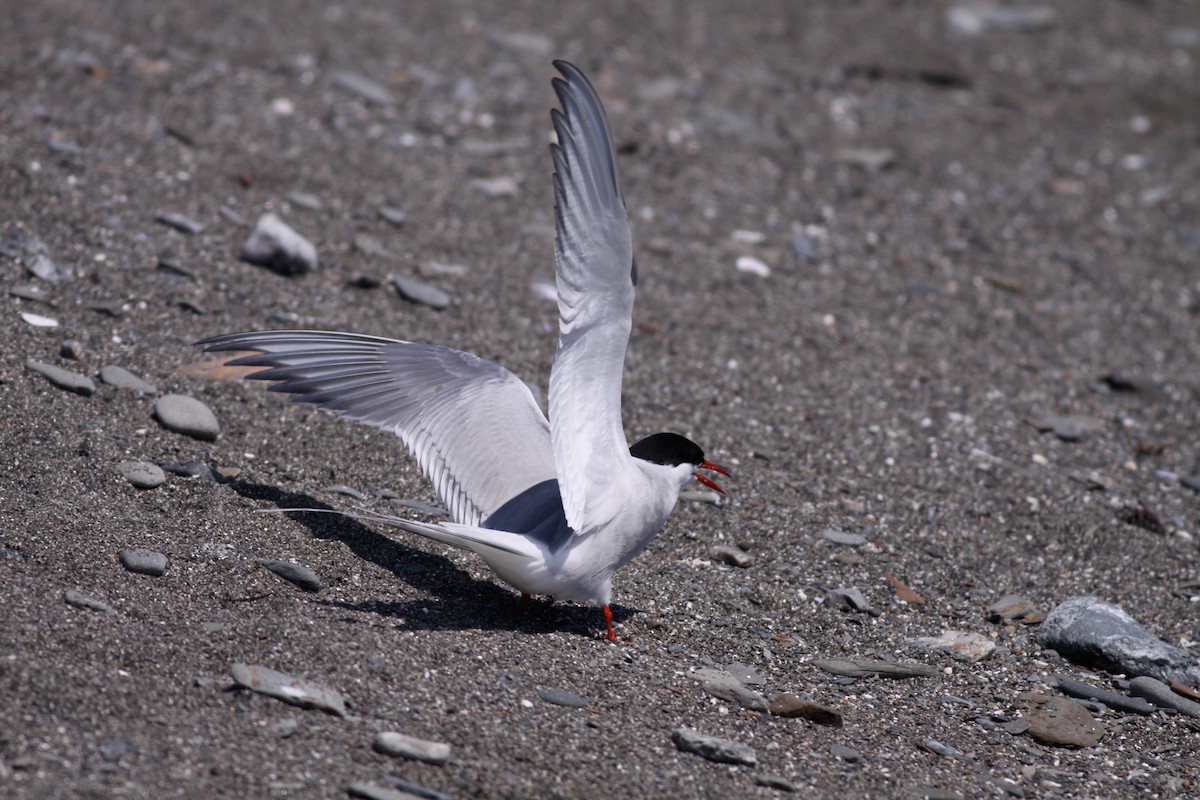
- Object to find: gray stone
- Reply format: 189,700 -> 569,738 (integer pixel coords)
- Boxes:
725,661 -> 766,686
916,630 -> 996,662
26,359 -> 95,396
154,394 -> 220,441
1015,692 -> 1105,747
830,743 -> 861,762
372,731 -> 451,765
99,365 -> 158,394
257,559 -> 322,592
230,663 -> 346,716
755,773 -> 797,792
119,548 -> 168,576
162,461 -> 211,479
828,587 -> 878,616
535,688 -> 587,708
346,782 -> 423,800
987,594 -> 1036,622
671,728 -> 756,766
821,529 -> 866,547
1056,677 -> 1154,715
701,677 -> 768,712
381,777 -> 452,800
947,3 -> 1057,36
709,543 -> 752,567
155,212 -> 205,235
1037,596 -> 1200,687
64,589 -> 115,613
263,717 -> 300,738
117,460 -> 166,490
391,274 -> 450,310
1128,676 -> 1200,719
284,191 -> 322,210
377,206 -> 407,227
240,213 -> 317,277
812,658 -> 938,679
767,692 -> 843,726
60,340 -> 83,360
334,72 -> 394,105
1034,414 -> 1104,442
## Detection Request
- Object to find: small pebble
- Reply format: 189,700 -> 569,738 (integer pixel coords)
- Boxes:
26,358 -> 95,396
821,529 -> 866,547
334,71 -> 394,105
154,394 -> 220,441
381,776 -> 453,800
671,728 -> 756,766
347,782 -> 416,800
230,663 -> 346,716
702,677 -> 768,712
285,191 -> 322,210
709,543 -> 752,568
20,311 -> 59,328
830,743 -> 861,762
162,461 -> 211,479
119,548 -> 168,576
372,731 -> 451,765
64,589 -> 115,613
258,559 -> 322,592
99,365 -> 158,394
323,484 -> 366,500
812,658 -> 938,679
986,594 -> 1036,622
155,212 -> 205,235
263,717 -> 300,738
239,213 -> 318,277
828,587 -> 878,616
735,255 -> 770,277
391,274 -> 450,310
755,773 -> 797,792
535,688 -> 587,708
916,630 -> 996,662
60,340 -> 83,360
767,692 -> 843,726
725,662 -> 766,686
471,176 -> 519,197
377,206 -> 407,227
117,460 -> 166,490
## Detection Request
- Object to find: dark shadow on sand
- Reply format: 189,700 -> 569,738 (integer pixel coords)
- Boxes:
225,479 -> 633,638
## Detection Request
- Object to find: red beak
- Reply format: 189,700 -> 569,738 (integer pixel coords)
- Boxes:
693,459 -> 731,494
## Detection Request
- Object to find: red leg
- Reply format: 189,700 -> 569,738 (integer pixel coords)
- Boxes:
602,605 -> 617,641
521,593 -> 531,613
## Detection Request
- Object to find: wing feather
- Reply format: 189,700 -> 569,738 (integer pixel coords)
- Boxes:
198,329 -> 556,526
547,60 -> 637,533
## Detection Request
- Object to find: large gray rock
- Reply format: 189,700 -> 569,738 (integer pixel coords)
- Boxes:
1038,596 -> 1200,688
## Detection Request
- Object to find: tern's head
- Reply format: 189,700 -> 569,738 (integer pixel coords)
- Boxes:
629,432 -> 730,493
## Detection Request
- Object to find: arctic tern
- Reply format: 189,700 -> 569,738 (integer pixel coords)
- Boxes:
199,60 -> 728,640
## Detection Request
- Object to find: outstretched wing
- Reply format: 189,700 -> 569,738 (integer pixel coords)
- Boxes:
198,329 -> 557,526
547,60 -> 637,533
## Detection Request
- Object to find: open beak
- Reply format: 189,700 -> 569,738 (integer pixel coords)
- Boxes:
693,459 -> 731,494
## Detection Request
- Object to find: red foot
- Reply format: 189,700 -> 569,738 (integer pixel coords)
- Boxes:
602,605 -> 617,641
521,593 -> 531,613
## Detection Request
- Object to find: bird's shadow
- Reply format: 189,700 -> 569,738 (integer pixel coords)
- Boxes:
226,480 -> 632,638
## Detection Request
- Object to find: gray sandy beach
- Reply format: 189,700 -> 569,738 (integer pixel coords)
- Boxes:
3,2 -> 1199,797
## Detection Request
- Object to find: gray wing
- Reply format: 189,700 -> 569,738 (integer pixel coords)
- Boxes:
547,60 -> 638,533
198,329 -> 557,526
